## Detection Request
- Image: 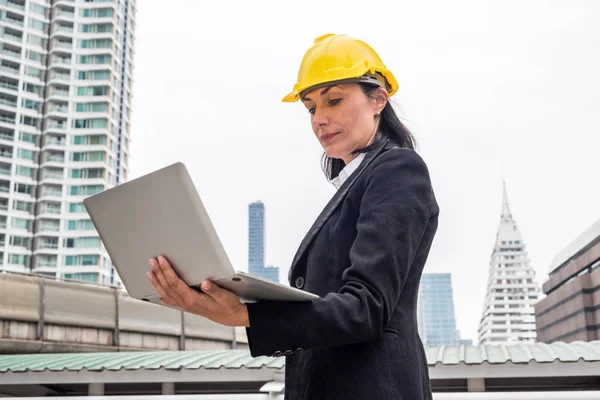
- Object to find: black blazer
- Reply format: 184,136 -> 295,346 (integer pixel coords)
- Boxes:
246,140 -> 439,400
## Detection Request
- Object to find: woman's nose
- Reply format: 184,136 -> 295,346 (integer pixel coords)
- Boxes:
312,108 -> 329,127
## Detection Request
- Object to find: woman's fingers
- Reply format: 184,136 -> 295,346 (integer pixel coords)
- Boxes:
149,257 -> 185,305
147,268 -> 177,305
146,255 -> 247,326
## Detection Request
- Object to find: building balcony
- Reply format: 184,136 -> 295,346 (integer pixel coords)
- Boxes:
0,114 -> 15,125
38,223 -> 60,232
52,40 -> 73,50
48,72 -> 71,84
0,97 -> 17,109
0,80 -> 18,93
1,30 -> 22,44
52,9 -> 75,21
45,121 -> 67,131
49,57 -> 72,68
0,13 -> 24,27
0,65 -> 20,76
0,0 -> 25,12
51,25 -> 73,39
0,47 -> 21,60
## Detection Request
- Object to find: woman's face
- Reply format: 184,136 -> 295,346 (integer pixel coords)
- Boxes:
301,83 -> 387,165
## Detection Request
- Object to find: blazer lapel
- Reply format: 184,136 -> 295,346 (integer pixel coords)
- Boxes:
288,140 -> 390,281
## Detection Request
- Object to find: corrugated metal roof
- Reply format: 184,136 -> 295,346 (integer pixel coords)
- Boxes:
426,341 -> 600,365
1,341 -> 599,373
0,350 -> 284,373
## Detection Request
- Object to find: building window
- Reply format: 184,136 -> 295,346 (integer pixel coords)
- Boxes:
8,253 -> 27,265
71,151 -> 106,162
70,184 -> 103,196
64,254 -> 100,266
68,203 -> 85,213
64,237 -> 101,248
11,217 -> 30,230
66,219 -> 95,230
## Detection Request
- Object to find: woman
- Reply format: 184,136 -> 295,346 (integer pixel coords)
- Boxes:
148,33 -> 439,400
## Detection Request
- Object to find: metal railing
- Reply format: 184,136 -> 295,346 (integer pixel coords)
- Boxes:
0,15 -> 24,27
0,0 -> 25,11
0,82 -> 18,91
0,98 -> 17,107
0,115 -> 15,124
0,66 -> 19,75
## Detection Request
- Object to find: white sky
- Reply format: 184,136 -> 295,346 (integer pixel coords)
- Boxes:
128,0 -> 600,343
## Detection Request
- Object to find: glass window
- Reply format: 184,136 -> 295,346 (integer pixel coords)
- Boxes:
26,50 -> 43,62
76,86 -> 109,96
21,99 -> 39,111
68,202 -> 85,213
79,23 -> 113,33
73,118 -> 108,129
27,33 -> 45,47
8,254 -> 27,265
28,18 -> 46,31
29,3 -> 47,16
79,54 -> 111,64
20,116 -> 39,127
77,70 -> 110,80
64,273 -> 98,283
67,219 -> 95,230
15,165 -> 33,177
11,217 -> 30,230
19,132 -> 37,144
18,149 -> 34,160
23,82 -> 42,95
12,200 -> 32,212
65,237 -> 100,248
25,66 -> 43,79
75,102 -> 109,112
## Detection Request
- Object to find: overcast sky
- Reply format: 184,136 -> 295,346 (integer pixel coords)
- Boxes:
127,0 -> 600,343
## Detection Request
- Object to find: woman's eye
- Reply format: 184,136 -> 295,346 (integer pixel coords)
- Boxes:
308,107 -> 315,115
329,98 -> 341,106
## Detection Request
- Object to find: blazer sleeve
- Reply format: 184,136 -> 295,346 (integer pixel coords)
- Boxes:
244,148 -> 435,357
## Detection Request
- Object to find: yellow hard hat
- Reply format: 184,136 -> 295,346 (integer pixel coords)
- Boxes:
282,33 -> 398,103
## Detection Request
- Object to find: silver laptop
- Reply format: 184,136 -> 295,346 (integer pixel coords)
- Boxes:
83,162 -> 319,306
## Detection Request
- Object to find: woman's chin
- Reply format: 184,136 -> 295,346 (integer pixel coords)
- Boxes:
323,145 -> 345,160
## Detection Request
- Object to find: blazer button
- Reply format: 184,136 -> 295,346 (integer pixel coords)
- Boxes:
295,277 -> 304,289
282,350 -> 293,356
272,351 -> 282,357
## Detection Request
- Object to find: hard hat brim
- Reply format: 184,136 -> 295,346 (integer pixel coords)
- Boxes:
282,91 -> 300,103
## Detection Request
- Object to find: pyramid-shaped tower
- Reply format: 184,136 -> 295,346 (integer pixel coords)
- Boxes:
477,182 -> 541,344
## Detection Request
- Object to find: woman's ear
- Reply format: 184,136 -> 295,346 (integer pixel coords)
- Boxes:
372,87 -> 388,114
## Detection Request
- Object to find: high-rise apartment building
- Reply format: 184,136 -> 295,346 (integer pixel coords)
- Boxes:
0,0 -> 136,286
478,182 -> 541,344
248,201 -> 279,283
417,273 -> 460,346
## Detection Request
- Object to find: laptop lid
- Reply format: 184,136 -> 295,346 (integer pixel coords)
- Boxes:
83,162 -> 236,299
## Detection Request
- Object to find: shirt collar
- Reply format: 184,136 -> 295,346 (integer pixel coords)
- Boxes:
330,152 -> 366,189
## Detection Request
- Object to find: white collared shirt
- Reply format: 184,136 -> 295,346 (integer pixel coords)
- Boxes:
330,152 -> 366,189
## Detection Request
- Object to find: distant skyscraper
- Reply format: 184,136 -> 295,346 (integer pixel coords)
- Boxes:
477,182 -> 541,345
248,201 -> 279,283
0,0 -> 136,286
417,273 -> 460,346
248,201 -> 264,275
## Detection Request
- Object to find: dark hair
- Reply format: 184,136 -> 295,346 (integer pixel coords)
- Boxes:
321,83 -> 416,181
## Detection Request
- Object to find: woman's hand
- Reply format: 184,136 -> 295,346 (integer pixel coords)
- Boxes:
147,255 -> 249,327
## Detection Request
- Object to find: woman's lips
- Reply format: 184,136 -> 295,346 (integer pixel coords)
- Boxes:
321,132 -> 339,142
